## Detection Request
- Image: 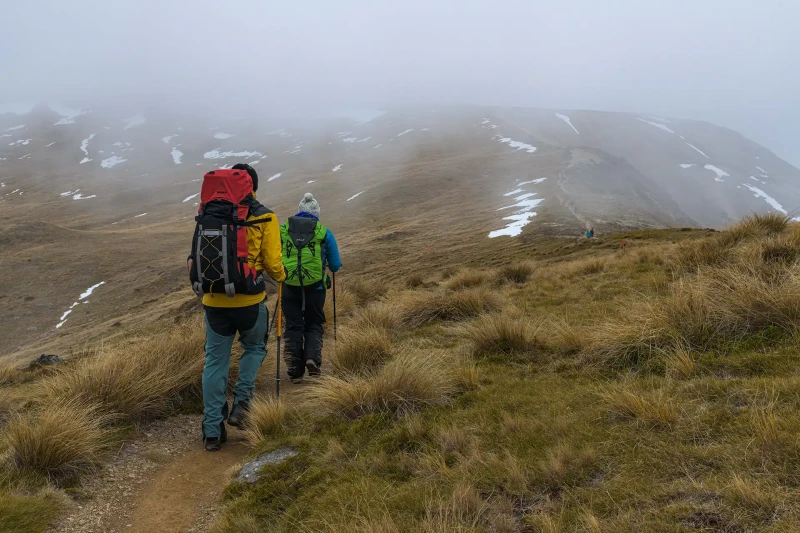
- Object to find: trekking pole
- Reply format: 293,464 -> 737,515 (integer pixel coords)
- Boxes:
276,283 -> 283,399
332,272 -> 337,342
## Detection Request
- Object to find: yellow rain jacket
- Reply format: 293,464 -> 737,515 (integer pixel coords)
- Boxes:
202,193 -> 285,308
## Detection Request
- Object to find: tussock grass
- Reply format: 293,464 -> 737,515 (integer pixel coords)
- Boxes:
567,256 -> 607,276
444,269 -> 491,290
244,397 -> 287,447
460,314 -> 543,359
537,443 -> 599,492
601,386 -> 677,428
398,289 -> 504,328
405,273 -> 425,288
498,261 -> 535,284
325,284 -> 357,319
664,346 -> 697,379
42,320 -> 205,420
547,317 -> 588,355
0,363 -> 21,386
735,212 -> 790,236
723,475 -> 780,516
329,327 -> 393,375
300,350 -> 459,418
6,401 -> 112,479
350,302 -> 401,332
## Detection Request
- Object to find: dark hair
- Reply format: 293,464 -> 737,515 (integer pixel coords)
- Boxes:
232,163 -> 258,192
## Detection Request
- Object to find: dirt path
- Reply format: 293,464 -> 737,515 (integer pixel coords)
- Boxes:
54,369 -> 301,533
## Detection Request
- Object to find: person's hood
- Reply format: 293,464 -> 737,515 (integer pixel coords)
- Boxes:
295,211 -> 319,221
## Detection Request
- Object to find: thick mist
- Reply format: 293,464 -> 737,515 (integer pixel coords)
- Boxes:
2,0 -> 798,165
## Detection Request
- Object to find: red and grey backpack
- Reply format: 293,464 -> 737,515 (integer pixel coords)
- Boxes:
188,168 -> 273,298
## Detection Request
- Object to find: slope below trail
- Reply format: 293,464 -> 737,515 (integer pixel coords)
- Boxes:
53,379 -> 299,533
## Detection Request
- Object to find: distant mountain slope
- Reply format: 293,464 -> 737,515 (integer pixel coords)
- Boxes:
1,103 -> 799,360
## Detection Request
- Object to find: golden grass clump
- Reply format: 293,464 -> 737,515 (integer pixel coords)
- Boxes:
324,284 -> 357,319
350,302 -> 401,332
461,314 -> 542,359
498,261 -> 535,284
6,401 -> 112,478
244,397 -> 287,447
406,273 -> 426,289
399,289 -> 504,328
300,350 -> 459,418
329,327 -> 393,375
601,386 -> 677,429
42,320 -> 205,420
537,443 -> 599,491
734,212 -> 790,237
723,475 -> 780,515
664,346 -> 697,379
445,269 -> 491,290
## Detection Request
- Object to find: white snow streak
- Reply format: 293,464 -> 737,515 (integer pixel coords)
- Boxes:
489,180 -> 547,238
679,163 -> 696,169
80,134 -> 95,158
685,142 -> 710,159
332,164 -> 343,172
171,148 -> 183,164
268,173 -> 283,182
123,114 -> 146,130
45,141 -> 56,147
495,135 -> 537,153
204,149 -> 263,160
395,129 -> 413,138
5,125 -> 25,132
518,178 -> 547,186
73,193 -> 96,200
162,135 -> 178,144
555,113 -> 580,134
347,191 -> 366,201
183,193 -> 200,203
56,281 -> 106,328
134,213 -> 147,218
637,118 -> 675,134
503,189 -> 523,196
214,132 -> 234,139
756,166 -> 768,175
704,164 -> 729,182
101,156 -> 127,168
9,139 -> 32,146
742,184 -> 788,214
52,105 -> 87,125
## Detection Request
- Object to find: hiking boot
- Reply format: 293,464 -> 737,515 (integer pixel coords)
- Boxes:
305,359 -> 321,377
205,437 -> 222,452
290,376 -> 304,384
228,400 -> 250,429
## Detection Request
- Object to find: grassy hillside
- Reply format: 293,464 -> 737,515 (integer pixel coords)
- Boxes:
4,214 -> 800,531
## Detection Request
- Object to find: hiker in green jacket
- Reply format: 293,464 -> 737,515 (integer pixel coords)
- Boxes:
280,193 -> 341,382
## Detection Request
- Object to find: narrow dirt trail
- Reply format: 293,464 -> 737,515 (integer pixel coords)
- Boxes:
54,361 -> 301,533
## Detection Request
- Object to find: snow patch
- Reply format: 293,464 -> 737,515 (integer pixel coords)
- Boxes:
123,114 -> 146,130
183,193 -> 199,203
503,188 -> 523,197
4,125 -> 25,132
18,153 -> 31,160
756,166 -> 768,175
73,193 -> 96,200
214,132 -> 234,139
80,134 -> 95,159
395,129 -> 413,138
518,178 -> 547,186
342,137 -> 358,143
134,213 -> 147,218
162,135 -> 178,144
268,173 -> 283,182
52,105 -> 87,125
45,141 -> 56,147
555,113 -> 580,134
171,148 -> 183,164
9,139 -> 32,146
101,156 -> 127,168
56,281 -> 106,328
347,191 -> 366,201
204,149 -> 263,160
307,180 -> 315,184
704,164 -> 729,182
742,184 -> 788,214
495,135 -> 536,153
685,142 -> 710,159
679,163 -> 696,169
332,164 -> 343,172
373,144 -> 383,149
637,118 -> 675,134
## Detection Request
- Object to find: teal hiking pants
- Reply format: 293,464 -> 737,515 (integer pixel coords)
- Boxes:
202,301 -> 268,439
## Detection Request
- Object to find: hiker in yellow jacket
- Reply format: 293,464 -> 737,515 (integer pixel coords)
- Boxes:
191,163 -> 285,451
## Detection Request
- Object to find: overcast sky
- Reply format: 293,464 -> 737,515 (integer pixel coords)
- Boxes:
2,0 -> 798,165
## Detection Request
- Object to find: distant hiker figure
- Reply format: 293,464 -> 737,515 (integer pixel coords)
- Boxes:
188,163 -> 285,452
586,228 -> 594,238
280,193 -> 341,383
